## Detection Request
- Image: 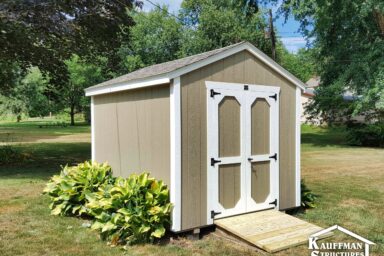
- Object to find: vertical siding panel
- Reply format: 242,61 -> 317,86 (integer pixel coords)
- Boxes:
117,91 -> 140,173
150,86 -> 170,184
95,86 -> 170,186
94,95 -> 121,175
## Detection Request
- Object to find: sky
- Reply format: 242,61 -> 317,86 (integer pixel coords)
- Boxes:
142,0 -> 309,53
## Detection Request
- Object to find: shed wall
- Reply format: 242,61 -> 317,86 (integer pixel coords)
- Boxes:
93,84 -> 171,186
180,50 -> 297,230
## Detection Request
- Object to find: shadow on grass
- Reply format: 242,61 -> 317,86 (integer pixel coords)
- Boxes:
301,125 -> 349,147
0,143 -> 91,180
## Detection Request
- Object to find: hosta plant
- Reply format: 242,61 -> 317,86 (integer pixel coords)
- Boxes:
301,179 -> 318,209
86,172 -> 172,245
43,161 -> 114,216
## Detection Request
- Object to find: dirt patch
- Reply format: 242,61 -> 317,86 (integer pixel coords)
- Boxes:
0,133 -> 90,145
0,204 -> 26,214
339,198 -> 369,208
0,184 -> 43,201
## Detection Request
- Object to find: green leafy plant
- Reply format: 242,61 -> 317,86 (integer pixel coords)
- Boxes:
43,161 -> 114,216
86,173 -> 172,245
301,180 -> 318,209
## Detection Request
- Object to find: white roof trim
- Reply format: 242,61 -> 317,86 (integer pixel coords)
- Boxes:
85,77 -> 170,96
85,42 -> 306,96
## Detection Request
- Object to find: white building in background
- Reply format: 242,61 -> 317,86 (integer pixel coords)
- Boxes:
300,77 -> 318,124
302,76 -> 367,124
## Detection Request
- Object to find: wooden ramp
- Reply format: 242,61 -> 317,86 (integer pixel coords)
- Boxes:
214,210 -> 331,253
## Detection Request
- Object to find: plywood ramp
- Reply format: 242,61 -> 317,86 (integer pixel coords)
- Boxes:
214,210 -> 331,253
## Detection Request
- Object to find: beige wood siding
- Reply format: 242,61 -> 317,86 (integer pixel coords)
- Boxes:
251,98 -> 270,155
219,96 -> 241,157
219,164 -> 241,209
93,84 -> 171,186
251,161 -> 270,204
181,50 -> 297,230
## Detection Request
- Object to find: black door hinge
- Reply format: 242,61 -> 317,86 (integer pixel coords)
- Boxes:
211,158 -> 222,166
269,93 -> 277,101
269,153 -> 277,161
244,85 -> 249,90
210,89 -> 221,98
211,210 -> 222,219
269,199 -> 277,207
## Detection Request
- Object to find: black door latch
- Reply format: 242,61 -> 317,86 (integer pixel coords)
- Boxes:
269,93 -> 277,101
269,199 -> 277,207
269,153 -> 277,161
211,210 -> 222,219
211,158 -> 222,166
210,89 -> 221,98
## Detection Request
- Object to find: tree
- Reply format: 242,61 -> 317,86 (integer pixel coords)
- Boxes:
118,7 -> 182,73
0,0 -> 140,88
278,0 -> 384,123
63,55 -> 105,126
179,0 -> 272,57
278,47 -> 316,82
0,66 -> 50,121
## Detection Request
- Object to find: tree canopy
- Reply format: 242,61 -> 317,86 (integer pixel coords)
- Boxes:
278,0 -> 384,123
0,0 -> 140,85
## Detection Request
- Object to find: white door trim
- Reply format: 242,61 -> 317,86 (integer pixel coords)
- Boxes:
245,90 -> 280,212
206,87 -> 246,223
206,81 -> 280,224
91,96 -> 95,161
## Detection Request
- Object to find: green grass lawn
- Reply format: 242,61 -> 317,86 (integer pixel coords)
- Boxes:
0,124 -> 383,255
0,119 -> 90,143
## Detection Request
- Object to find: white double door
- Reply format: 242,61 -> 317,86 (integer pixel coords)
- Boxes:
207,82 -> 280,222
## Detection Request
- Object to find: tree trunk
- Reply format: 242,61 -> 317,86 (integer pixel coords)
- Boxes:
70,105 -> 75,126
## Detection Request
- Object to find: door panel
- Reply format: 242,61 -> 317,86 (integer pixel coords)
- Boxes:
219,96 -> 241,157
251,161 -> 270,204
251,98 -> 270,155
219,164 -> 241,209
207,82 -> 279,224
246,91 -> 279,212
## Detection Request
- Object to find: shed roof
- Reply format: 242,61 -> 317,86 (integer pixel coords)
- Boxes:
85,41 -> 306,96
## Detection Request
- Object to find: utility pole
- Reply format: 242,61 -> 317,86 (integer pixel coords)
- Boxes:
268,9 -> 276,61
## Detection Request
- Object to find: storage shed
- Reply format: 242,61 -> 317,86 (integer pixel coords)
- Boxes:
85,42 -> 305,233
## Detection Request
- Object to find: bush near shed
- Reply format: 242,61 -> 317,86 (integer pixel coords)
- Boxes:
44,162 -> 171,246
346,123 -> 384,147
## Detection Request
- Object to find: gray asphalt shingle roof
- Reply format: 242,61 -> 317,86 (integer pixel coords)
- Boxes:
87,42 -> 244,90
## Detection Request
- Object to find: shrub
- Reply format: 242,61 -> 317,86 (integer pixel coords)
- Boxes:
86,173 -> 172,245
43,161 -> 114,216
301,180 -> 318,209
0,144 -> 24,164
346,123 -> 384,147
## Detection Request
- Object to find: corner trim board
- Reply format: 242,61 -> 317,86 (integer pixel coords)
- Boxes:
91,96 -> 95,161
295,86 -> 301,207
170,77 -> 182,231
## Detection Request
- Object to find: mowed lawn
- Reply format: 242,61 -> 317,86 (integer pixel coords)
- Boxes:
0,121 -> 383,255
